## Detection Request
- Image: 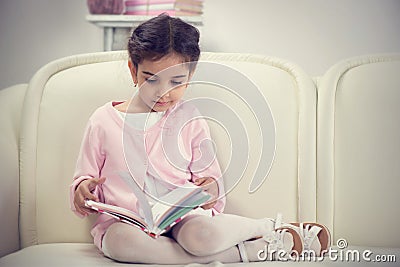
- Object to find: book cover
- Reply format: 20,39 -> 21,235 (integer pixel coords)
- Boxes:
124,0 -> 203,15
125,0 -> 176,6
176,0 -> 203,6
175,3 -> 203,13
124,9 -> 202,16
124,0 -> 203,6
124,3 -> 175,11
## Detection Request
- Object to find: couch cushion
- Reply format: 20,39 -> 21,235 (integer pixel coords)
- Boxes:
0,243 -> 132,267
1,243 -> 398,266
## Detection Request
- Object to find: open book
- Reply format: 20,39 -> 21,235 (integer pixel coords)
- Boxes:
85,173 -> 211,238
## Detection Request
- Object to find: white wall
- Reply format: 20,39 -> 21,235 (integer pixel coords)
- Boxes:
0,0 -> 102,89
1,0 -> 400,89
202,0 -> 400,75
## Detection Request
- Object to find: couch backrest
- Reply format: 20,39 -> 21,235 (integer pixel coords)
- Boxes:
317,54 -> 400,248
0,84 -> 27,257
18,51 -> 317,248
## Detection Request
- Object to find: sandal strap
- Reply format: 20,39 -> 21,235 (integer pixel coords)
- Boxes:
263,228 -> 288,251
264,213 -> 291,251
237,242 -> 249,263
299,223 -> 322,250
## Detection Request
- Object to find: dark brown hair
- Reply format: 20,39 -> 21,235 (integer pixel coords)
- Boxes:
127,13 -> 200,73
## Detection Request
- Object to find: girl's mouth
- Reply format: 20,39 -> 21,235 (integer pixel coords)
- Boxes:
154,101 -> 169,107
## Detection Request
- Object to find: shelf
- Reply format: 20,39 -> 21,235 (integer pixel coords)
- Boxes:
86,14 -> 203,51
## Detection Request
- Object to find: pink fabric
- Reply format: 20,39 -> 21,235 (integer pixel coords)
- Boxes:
70,101 -> 226,250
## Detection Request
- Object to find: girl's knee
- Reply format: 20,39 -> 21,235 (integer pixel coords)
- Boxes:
177,216 -> 223,256
102,223 -> 146,262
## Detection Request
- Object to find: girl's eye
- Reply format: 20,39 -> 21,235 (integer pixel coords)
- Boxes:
171,80 -> 183,85
145,78 -> 157,83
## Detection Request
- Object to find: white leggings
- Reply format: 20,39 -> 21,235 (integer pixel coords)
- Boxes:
102,213 -> 274,264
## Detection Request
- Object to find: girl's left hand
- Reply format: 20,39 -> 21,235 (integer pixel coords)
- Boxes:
194,177 -> 219,210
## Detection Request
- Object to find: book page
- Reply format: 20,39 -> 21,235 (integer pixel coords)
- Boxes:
152,186 -> 211,228
156,192 -> 211,231
151,184 -> 201,221
119,171 -> 154,229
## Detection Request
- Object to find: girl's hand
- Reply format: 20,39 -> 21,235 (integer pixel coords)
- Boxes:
73,177 -> 106,216
194,177 -> 219,210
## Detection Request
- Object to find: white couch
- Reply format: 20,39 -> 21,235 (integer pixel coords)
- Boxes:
0,51 -> 399,266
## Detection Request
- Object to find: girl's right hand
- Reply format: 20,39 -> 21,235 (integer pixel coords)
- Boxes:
73,177 -> 106,216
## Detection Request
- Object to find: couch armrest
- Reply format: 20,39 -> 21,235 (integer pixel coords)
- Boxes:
0,84 -> 27,257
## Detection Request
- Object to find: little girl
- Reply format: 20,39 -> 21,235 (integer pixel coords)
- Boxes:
70,14 -> 330,264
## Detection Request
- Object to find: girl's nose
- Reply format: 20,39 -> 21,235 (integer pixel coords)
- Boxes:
156,87 -> 171,98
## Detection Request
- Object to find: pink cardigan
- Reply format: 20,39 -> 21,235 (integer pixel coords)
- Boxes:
70,101 -> 226,249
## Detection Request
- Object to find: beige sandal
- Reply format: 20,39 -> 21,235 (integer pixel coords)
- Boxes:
273,213 -> 303,257
237,213 -> 304,262
290,222 -> 331,256
267,213 -> 332,257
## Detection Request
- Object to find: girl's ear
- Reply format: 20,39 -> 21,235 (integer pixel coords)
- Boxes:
128,60 -> 138,84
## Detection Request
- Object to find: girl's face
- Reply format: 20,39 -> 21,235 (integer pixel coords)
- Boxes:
129,53 -> 191,113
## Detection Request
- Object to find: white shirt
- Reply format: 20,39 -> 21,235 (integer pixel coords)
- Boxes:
115,109 -> 171,206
